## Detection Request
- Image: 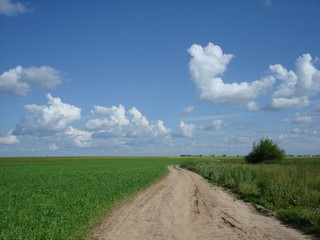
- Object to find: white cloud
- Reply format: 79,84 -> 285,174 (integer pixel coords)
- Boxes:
86,105 -> 129,129
49,143 -> 59,151
210,119 -> 223,130
277,133 -> 288,141
188,42 -> 275,104
275,127 -> 319,154
85,105 -> 172,152
14,94 -> 81,135
203,119 -> 223,131
296,54 -> 320,94
21,66 -> 62,88
0,67 -> 30,96
247,101 -> 259,112
295,115 -> 313,123
0,0 -> 27,16
129,107 -> 154,137
269,54 -> 320,109
282,113 -> 313,124
269,64 -> 297,98
182,106 -> 195,114
0,66 -> 62,96
188,43 -> 319,111
128,107 -> 171,137
0,130 -> 19,144
65,127 -> 92,147
188,42 -> 234,80
179,121 -> 195,137
87,105 -> 171,139
270,96 -> 310,109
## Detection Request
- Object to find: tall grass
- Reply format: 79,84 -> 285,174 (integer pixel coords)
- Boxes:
0,157 -> 185,239
180,157 -> 320,236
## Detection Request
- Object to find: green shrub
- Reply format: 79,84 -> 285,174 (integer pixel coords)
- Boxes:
245,138 -> 285,164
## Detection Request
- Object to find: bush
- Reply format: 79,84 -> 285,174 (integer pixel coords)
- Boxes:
245,138 -> 285,164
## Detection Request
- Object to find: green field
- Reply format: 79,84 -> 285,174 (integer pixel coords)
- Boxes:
180,156 -> 320,236
1,156 -> 319,239
0,156 -> 185,239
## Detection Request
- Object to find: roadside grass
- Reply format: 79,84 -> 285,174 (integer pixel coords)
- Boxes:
0,156 -> 185,239
180,156 -> 320,236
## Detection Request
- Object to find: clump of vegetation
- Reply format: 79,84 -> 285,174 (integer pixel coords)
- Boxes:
245,138 -> 286,164
180,156 -> 320,236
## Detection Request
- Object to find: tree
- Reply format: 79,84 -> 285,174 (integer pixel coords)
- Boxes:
245,138 -> 285,164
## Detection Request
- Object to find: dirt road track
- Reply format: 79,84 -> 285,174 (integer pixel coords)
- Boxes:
93,166 -> 309,240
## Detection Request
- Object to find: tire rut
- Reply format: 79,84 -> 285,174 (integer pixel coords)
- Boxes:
92,166 -> 310,240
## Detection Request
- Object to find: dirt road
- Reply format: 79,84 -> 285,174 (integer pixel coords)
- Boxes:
93,166 -> 308,240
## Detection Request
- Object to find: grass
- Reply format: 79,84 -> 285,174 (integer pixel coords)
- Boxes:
180,156 -> 320,236
0,156 -> 185,239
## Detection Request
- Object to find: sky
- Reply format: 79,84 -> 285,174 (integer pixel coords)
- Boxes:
0,0 -> 319,156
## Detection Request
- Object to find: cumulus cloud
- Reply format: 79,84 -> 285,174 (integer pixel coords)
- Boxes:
128,107 -> 170,137
86,105 -> 129,129
0,130 -> 19,144
188,43 -> 319,111
0,0 -> 28,16
65,127 -> 92,147
188,42 -> 275,104
0,66 -> 62,96
179,121 -> 195,137
49,143 -> 59,151
269,54 -> 320,110
247,101 -> 259,112
87,104 -> 171,139
14,94 -> 81,135
182,106 -> 195,114
205,119 -> 223,130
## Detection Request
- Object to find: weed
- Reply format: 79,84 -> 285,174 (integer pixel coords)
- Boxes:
180,156 -> 320,236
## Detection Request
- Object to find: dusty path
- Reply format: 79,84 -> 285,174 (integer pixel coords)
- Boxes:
93,166 -> 309,240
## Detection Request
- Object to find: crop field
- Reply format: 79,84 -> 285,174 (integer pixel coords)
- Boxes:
2,156 -> 319,239
180,156 -> 320,236
0,156 -> 185,239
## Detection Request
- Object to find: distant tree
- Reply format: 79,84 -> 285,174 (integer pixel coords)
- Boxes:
245,138 -> 285,164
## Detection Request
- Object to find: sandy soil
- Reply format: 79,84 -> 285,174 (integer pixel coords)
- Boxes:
92,166 -> 310,240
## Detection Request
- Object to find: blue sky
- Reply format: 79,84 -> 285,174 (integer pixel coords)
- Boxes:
0,0 -> 319,156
